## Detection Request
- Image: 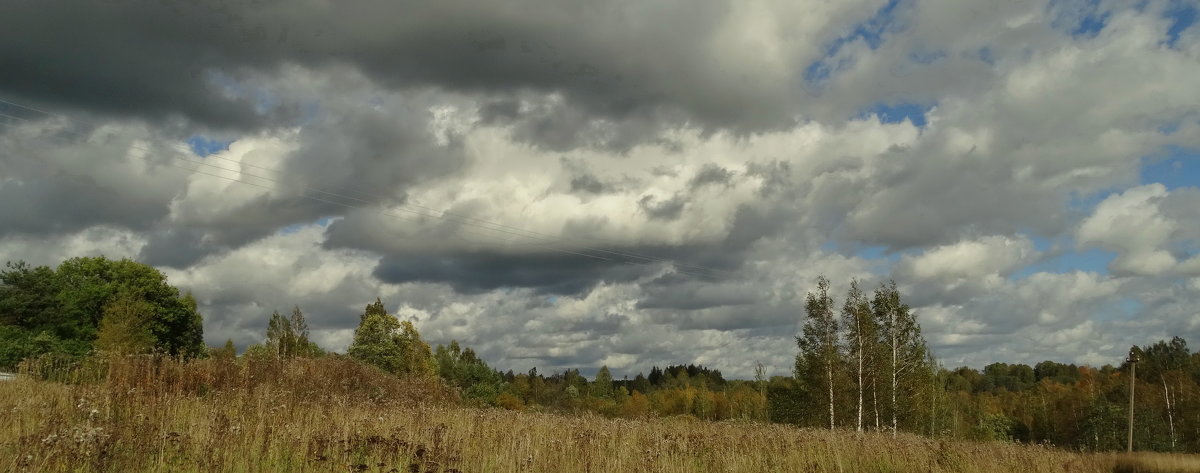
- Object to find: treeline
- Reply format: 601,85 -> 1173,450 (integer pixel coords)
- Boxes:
770,276 -> 1200,453
0,257 -> 205,368
241,296 -> 767,421
3,257 -> 1199,453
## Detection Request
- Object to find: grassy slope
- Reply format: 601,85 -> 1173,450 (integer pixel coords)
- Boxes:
0,356 -> 1195,473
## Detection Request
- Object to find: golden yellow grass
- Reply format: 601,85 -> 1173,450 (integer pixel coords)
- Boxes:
1109,452 -> 1200,473
0,355 -> 1191,473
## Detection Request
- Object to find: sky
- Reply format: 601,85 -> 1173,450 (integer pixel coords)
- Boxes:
1,0 -> 1199,379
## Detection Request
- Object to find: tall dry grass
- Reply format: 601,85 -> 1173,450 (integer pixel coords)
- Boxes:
0,354 -> 1188,472
1109,452 -> 1200,473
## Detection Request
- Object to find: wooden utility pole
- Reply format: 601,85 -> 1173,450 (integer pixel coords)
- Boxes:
1127,346 -> 1139,453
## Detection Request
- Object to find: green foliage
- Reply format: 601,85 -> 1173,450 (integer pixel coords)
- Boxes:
95,292 -> 156,354
0,257 -> 205,360
242,343 -> 274,360
435,340 -> 504,405
973,413 -> 1017,441
0,261 -> 58,330
266,306 -> 319,358
797,276 -> 839,428
592,365 -> 614,399
209,339 -> 237,359
348,298 -> 435,378
0,326 -> 90,371
766,376 -> 806,425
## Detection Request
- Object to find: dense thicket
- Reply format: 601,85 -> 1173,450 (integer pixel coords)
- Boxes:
0,257 -> 205,368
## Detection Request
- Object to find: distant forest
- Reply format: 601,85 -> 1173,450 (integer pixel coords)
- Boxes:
2,256 -> 1198,453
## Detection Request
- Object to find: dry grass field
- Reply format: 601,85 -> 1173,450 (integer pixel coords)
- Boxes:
0,355 -> 1195,473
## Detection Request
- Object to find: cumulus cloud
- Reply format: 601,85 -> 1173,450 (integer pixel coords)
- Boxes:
1078,184 -> 1200,276
1,0 -> 1198,377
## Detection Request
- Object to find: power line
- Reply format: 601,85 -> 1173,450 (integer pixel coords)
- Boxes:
0,98 -> 731,278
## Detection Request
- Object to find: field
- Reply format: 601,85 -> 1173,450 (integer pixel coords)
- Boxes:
2,356 -> 1198,473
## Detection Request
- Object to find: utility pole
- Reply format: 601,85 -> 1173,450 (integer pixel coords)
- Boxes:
1127,346 -> 1139,453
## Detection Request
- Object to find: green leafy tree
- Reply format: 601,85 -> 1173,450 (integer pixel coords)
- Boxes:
95,292 -> 155,354
265,310 -> 292,356
0,257 -> 204,358
348,298 -> 435,377
797,276 -> 840,429
435,340 -> 505,404
0,261 -> 59,330
873,280 -> 927,436
593,365 -> 614,399
842,279 -> 877,432
209,339 -> 237,359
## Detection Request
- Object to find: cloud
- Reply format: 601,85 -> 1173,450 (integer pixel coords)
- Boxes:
1,0 -> 1199,378
0,0 -> 895,139
1078,184 -> 1200,276
372,250 -> 650,296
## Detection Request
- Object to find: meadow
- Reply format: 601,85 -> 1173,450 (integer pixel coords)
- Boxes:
3,355 -> 1199,473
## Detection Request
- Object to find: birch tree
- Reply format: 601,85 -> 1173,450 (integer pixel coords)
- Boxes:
797,276 -> 839,429
872,280 -> 926,436
842,279 -> 876,432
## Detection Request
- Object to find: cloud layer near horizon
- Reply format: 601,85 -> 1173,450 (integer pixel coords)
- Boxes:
2,0 -> 1198,377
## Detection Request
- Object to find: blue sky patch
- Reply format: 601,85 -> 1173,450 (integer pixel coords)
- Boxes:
854,245 -> 905,264
804,0 -> 903,83
1166,2 -> 1197,47
1012,247 -> 1116,279
279,222 -> 306,235
1142,145 -> 1200,190
1049,0 -> 1110,39
909,50 -> 946,64
186,135 -> 233,157
978,47 -> 995,66
1074,10 -> 1110,38
861,102 -> 932,127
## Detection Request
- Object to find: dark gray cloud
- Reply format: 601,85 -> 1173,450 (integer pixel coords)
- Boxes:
1,0 -> 1196,378
688,164 -> 735,190
569,174 -> 608,194
138,228 -> 210,268
636,272 -> 757,310
638,194 -> 687,221
372,251 -> 649,296
0,0 -> 820,141
0,127 -> 184,238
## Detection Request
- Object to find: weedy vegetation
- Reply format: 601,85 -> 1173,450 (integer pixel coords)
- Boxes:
4,355 -> 1193,473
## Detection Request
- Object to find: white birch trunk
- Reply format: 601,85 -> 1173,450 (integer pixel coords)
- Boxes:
1163,375 -> 1176,449
827,361 -> 835,430
856,336 -> 864,432
891,307 -> 898,437
872,374 -> 880,431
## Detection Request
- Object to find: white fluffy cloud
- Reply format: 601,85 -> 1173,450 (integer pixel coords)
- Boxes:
1078,184 -> 1200,276
1,0 -> 1198,377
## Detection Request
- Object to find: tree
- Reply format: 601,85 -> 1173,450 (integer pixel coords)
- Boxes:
872,280 -> 927,436
0,261 -> 58,330
434,340 -> 504,405
0,257 -> 205,358
593,365 -> 614,399
348,298 -> 435,377
288,306 -> 313,356
94,292 -> 155,354
1136,336 -> 1191,450
266,310 -> 292,356
265,306 -> 315,358
797,276 -> 839,429
209,339 -> 237,359
842,279 -> 877,432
